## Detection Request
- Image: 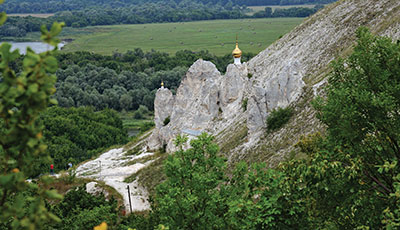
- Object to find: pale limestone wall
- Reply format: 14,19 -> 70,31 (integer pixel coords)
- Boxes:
148,0 -> 400,158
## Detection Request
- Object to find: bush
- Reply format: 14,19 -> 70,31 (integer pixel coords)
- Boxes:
50,185 -> 118,230
133,110 -> 144,119
133,105 -> 150,119
266,107 -> 293,132
163,116 -> 170,126
242,98 -> 248,111
138,105 -> 149,115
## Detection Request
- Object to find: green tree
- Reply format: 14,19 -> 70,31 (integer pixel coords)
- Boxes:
154,134 -> 227,229
50,185 -> 118,230
151,133 -> 304,230
266,106 -> 293,132
223,161 -> 306,229
0,5 -> 65,228
289,27 -> 400,228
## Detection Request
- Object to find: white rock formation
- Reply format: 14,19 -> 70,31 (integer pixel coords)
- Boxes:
85,182 -> 109,198
148,0 -> 400,155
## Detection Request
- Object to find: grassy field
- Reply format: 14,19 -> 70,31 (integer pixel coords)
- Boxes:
248,4 -> 317,14
119,111 -> 154,138
59,18 -> 304,56
8,13 -> 54,18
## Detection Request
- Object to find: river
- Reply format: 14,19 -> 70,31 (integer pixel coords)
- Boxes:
0,42 -> 65,55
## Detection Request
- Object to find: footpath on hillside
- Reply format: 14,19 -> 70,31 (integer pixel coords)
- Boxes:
75,143 -> 155,213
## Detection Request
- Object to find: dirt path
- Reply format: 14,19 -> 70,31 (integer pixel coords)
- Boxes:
76,147 -> 154,213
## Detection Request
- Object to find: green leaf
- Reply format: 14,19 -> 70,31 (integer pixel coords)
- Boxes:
27,138 -> 38,148
28,83 -> 39,94
23,51 -> 40,68
49,98 -> 58,105
0,174 -> 13,186
0,12 -> 6,26
45,190 -> 63,200
44,56 -> 58,73
41,22 -> 65,47
48,213 -> 61,223
0,42 -> 20,65
49,22 -> 65,37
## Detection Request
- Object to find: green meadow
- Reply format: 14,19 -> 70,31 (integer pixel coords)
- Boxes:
60,18 -> 304,56
248,4 -> 317,14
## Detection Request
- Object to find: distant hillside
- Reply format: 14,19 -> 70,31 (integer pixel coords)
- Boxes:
0,0 -> 338,13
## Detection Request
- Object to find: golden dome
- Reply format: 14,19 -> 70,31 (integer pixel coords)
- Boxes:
161,81 -> 164,87
232,42 -> 242,58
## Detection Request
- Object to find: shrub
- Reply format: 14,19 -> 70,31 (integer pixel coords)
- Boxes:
242,98 -> 248,111
138,105 -> 149,116
266,107 -> 293,132
163,116 -> 170,126
133,110 -> 144,119
133,105 -> 150,119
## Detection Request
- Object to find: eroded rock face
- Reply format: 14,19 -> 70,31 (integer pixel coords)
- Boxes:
154,88 -> 174,129
247,60 -> 305,136
148,0 -> 400,155
220,64 -> 247,108
149,60 -> 224,151
171,59 -> 221,131
149,53 -> 307,151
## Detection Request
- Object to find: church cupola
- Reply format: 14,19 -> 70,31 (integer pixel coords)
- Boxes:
232,35 -> 242,65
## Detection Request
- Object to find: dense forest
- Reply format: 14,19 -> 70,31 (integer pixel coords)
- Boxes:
0,0 -> 337,13
53,49 -> 254,111
37,107 -> 128,175
0,105 -> 127,177
7,48 -> 253,111
0,1 -> 324,37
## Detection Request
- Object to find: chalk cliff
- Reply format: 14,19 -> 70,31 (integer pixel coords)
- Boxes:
148,0 -> 400,164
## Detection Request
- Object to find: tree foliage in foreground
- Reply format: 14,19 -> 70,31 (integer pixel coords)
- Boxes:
0,8 -> 64,228
49,185 -> 119,230
143,134 -> 303,229
308,27 -> 400,228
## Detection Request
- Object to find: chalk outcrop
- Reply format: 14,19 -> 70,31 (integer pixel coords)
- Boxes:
149,55 -> 305,152
148,0 -> 400,161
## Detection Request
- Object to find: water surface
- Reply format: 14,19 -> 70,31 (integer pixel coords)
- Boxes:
0,42 -> 65,55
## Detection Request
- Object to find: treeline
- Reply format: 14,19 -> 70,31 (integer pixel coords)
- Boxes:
0,16 -> 45,37
54,49 -> 250,74
55,64 -> 185,111
35,106 -> 128,176
53,49 -> 254,111
0,0 -> 337,13
0,2 -> 323,38
253,5 -> 323,18
52,2 -> 244,28
0,2 -> 244,37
